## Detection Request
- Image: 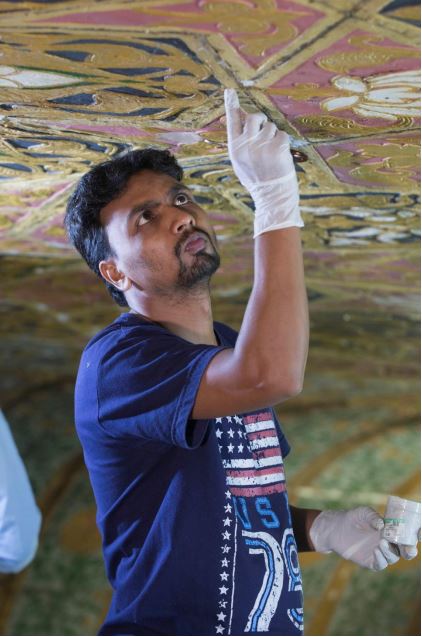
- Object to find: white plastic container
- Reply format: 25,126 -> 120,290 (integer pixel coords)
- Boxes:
382,496 -> 421,546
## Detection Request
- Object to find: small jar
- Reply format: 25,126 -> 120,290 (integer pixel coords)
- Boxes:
383,496 -> 421,546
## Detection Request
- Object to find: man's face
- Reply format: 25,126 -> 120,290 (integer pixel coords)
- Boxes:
99,169 -> 221,298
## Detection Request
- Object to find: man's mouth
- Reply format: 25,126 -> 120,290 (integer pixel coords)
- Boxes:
183,232 -> 208,254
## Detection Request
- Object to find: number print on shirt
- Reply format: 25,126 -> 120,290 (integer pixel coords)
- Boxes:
242,530 -> 284,633
282,528 -> 304,632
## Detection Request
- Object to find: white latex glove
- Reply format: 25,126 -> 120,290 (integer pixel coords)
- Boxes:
309,506 -> 401,571
397,527 -> 420,560
224,88 -> 304,237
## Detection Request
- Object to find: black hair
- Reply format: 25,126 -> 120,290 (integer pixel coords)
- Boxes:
64,148 -> 184,306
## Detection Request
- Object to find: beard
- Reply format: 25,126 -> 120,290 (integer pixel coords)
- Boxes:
176,245 -> 221,291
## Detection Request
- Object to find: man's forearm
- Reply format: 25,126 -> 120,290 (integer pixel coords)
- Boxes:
235,227 -> 309,394
290,505 -> 321,552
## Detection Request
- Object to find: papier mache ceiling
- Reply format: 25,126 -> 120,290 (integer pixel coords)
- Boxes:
0,0 -> 420,636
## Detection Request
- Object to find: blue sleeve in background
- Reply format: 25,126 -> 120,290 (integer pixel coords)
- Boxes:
0,410 -> 42,573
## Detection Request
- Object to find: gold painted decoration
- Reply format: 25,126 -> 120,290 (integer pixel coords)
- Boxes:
318,34 -> 419,73
0,32 -> 220,119
296,114 -> 414,137
322,134 -> 420,190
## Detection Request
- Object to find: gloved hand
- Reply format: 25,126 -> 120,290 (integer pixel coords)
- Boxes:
309,506 -> 405,571
224,88 -> 304,238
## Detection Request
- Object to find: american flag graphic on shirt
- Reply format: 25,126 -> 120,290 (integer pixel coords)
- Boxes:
213,410 -> 303,636
217,410 -> 286,499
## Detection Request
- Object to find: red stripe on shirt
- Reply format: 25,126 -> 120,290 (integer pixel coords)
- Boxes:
248,429 -> 277,441
229,482 -> 286,497
253,447 -> 282,460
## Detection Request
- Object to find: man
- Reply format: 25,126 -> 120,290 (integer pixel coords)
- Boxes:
64,89 -> 418,636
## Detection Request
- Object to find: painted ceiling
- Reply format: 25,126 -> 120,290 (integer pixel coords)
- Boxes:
0,1 -> 420,636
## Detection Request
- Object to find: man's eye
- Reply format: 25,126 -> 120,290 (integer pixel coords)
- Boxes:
137,210 -> 154,226
175,193 -> 190,205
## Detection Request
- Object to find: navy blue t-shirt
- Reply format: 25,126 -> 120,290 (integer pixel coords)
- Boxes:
75,313 -> 304,636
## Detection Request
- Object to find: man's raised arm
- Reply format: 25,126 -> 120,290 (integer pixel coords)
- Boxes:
191,88 -> 309,419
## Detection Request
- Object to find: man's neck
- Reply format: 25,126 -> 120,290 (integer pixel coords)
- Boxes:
128,292 -> 218,346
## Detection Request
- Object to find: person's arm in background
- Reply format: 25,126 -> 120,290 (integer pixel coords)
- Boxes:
0,410 -> 42,573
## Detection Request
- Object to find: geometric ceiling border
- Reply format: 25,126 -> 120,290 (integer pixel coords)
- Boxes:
355,0 -> 421,32
2,0 -> 345,77
205,0 -> 344,79
254,13 -> 419,88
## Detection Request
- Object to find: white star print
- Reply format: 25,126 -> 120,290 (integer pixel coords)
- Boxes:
220,571 -> 229,582
222,530 -> 231,540
216,625 -> 224,635
225,490 -> 231,499
219,585 -> 228,595
237,443 -> 244,453
219,600 -> 228,609
227,428 -> 234,438
234,415 -> 242,424
224,503 -> 232,513
236,429 -> 243,437
217,612 -> 227,621
227,443 -> 234,453
216,417 -> 223,424
221,558 -> 229,567
218,445 -> 222,452
221,544 -> 231,554
223,517 -> 232,527
226,416 -> 232,423
216,428 -> 223,439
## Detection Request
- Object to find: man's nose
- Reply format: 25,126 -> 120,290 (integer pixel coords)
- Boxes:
168,207 -> 195,234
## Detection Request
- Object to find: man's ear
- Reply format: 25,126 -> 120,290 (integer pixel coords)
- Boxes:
99,259 -> 132,292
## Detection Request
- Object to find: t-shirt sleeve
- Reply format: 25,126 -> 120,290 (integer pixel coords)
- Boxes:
97,328 -> 229,449
213,320 -> 239,345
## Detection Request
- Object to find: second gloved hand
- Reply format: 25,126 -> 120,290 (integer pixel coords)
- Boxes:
309,506 -> 401,571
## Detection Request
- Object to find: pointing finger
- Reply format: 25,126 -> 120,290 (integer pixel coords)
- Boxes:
224,88 -> 243,141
